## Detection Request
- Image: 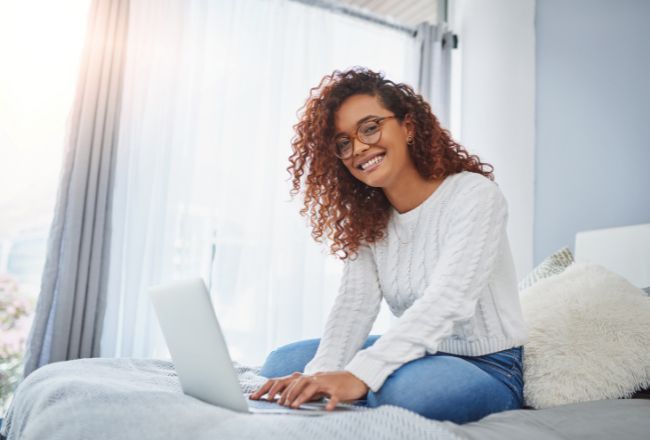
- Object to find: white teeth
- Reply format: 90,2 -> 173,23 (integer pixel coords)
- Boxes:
360,154 -> 384,170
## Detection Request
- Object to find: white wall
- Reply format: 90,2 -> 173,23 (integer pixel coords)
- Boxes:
449,0 -> 536,280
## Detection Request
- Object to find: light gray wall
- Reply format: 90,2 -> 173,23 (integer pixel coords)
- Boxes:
535,0 -> 650,264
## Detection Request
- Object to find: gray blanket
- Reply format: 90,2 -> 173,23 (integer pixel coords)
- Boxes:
0,358 -> 463,440
3,358 -> 649,440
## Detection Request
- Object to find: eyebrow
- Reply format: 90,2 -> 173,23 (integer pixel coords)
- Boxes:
335,114 -> 381,137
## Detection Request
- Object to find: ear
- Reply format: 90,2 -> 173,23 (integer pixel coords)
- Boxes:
401,113 -> 415,137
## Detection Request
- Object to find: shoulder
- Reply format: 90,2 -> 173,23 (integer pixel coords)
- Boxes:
433,173 -> 509,243
443,171 -> 508,213
449,170 -> 497,192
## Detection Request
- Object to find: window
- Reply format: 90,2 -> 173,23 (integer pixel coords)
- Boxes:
0,0 -> 90,413
101,0 -> 420,366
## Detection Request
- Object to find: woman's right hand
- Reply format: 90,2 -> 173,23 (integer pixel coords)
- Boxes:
249,371 -> 326,405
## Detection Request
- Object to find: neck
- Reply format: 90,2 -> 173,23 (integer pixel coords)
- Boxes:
383,170 -> 445,214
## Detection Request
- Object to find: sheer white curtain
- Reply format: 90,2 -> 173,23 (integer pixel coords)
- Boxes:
101,0 -> 420,365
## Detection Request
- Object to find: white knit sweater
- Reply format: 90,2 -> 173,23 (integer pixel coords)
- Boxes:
303,171 -> 529,392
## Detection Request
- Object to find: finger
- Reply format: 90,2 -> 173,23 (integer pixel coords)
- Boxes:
284,377 -> 310,406
279,379 -> 300,406
249,380 -> 273,400
273,373 -> 300,401
326,395 -> 340,411
291,383 -> 320,408
267,379 -> 288,401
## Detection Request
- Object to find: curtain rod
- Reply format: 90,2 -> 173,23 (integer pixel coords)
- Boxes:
288,0 -> 418,37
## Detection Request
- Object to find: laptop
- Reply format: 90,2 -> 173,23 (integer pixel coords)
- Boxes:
148,277 -> 365,415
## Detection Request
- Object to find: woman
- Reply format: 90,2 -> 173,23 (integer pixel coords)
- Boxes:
249,67 -> 529,424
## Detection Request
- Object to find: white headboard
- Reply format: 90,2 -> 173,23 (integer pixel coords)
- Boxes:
575,223 -> 650,288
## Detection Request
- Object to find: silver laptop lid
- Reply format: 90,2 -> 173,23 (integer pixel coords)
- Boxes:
148,277 -> 249,412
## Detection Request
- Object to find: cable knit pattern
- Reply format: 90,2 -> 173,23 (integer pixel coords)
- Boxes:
303,171 -> 529,392
303,242 -> 383,373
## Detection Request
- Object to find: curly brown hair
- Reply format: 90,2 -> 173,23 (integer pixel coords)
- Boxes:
287,67 -> 494,261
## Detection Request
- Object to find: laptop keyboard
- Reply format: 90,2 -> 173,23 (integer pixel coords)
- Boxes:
245,394 -> 366,412
247,397 -> 291,410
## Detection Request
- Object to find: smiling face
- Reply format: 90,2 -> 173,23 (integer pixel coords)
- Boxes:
334,94 -> 416,189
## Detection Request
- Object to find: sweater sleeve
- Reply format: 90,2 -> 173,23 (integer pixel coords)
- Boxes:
303,242 -> 383,375
344,181 -> 508,392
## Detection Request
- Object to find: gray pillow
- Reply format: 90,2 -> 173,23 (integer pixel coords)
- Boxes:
518,247 -> 574,291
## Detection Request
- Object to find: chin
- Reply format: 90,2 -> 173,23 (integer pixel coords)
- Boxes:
356,168 -> 389,188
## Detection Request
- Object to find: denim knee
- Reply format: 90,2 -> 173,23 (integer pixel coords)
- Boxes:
365,384 -> 462,422
366,381 -> 409,410
259,335 -> 381,379
259,338 -> 321,378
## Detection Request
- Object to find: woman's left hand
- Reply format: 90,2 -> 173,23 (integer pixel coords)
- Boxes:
249,370 -> 369,410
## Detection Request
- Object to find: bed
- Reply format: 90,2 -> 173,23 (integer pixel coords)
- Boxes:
2,226 -> 650,439
1,357 -> 648,440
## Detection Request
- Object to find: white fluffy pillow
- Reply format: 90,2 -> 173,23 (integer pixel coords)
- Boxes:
520,262 -> 650,409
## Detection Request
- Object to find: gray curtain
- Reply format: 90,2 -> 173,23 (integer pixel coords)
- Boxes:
22,0 -> 129,378
416,22 -> 455,129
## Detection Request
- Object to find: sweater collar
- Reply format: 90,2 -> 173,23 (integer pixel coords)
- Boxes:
390,173 -> 457,226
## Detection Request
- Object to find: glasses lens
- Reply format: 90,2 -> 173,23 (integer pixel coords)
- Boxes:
335,137 -> 352,158
358,120 -> 381,144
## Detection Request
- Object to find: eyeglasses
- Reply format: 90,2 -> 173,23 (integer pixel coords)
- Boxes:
332,115 -> 397,160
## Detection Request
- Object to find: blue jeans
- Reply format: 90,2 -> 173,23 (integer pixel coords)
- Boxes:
260,335 -> 524,424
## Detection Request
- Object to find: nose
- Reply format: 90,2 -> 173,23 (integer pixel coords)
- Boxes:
352,137 -> 370,157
